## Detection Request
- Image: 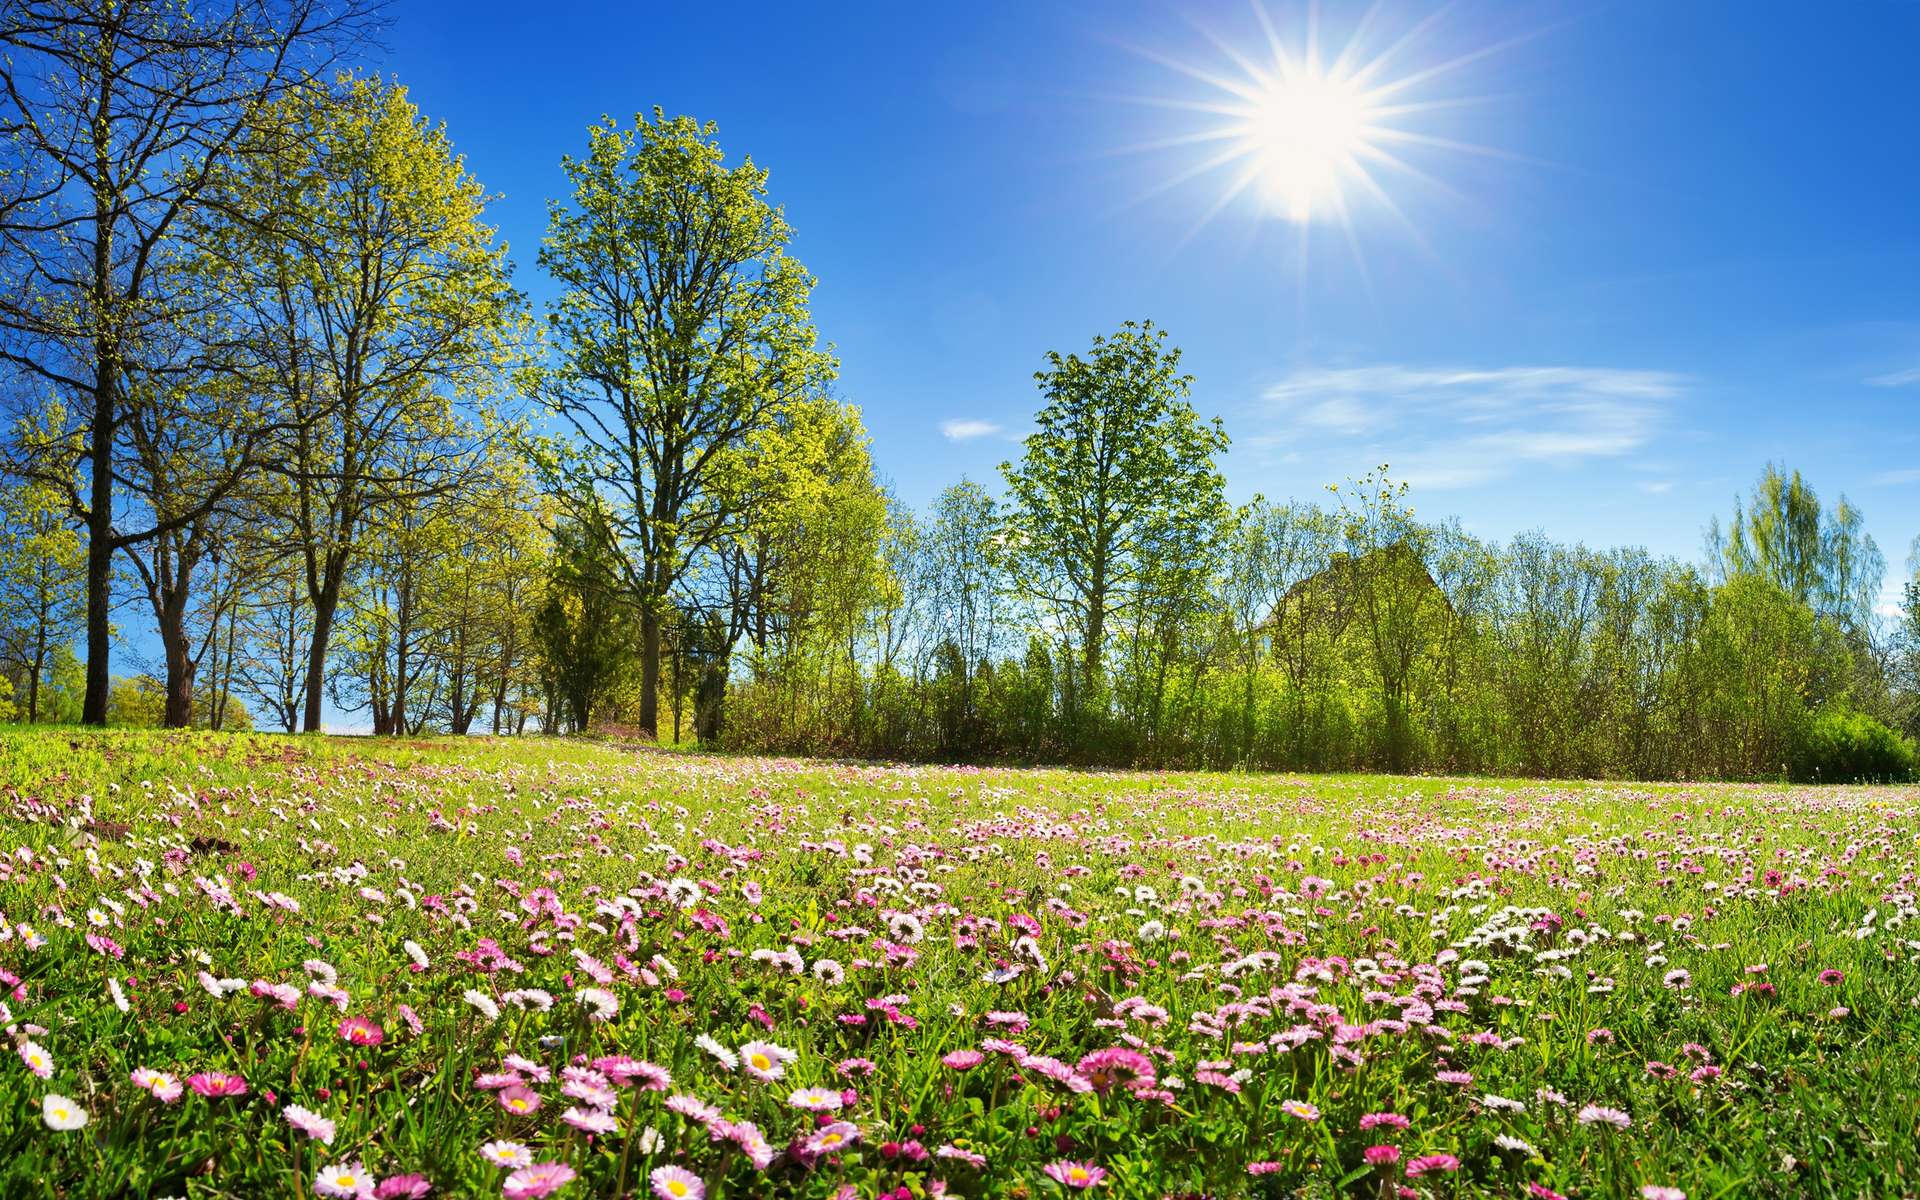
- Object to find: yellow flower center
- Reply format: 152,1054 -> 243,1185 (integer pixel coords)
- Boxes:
1070,1169 -> 1089,1184
667,1184 -> 688,1199
750,1054 -> 771,1070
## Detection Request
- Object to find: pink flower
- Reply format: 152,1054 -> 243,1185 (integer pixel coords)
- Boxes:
650,1166 -> 705,1200
1435,1070 -> 1473,1086
942,1050 -> 984,1071
374,1176 -> 432,1199
339,1016 -> 385,1046
1405,1153 -> 1461,1178
1818,969 -> 1845,986
561,1106 -> 618,1134
187,1071 -> 249,1098
1359,1112 -> 1410,1131
1042,1160 -> 1108,1189
498,1086 -> 542,1116
1364,1145 -> 1402,1166
284,1104 -> 337,1144
502,1162 -> 576,1198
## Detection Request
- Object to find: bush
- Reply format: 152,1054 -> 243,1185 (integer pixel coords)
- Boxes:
1790,706 -> 1916,783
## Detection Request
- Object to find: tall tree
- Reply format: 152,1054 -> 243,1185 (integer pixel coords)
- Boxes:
539,110 -> 834,739
0,472 -> 86,721
195,72 -> 520,731
0,0 -> 373,725
1000,321 -> 1228,704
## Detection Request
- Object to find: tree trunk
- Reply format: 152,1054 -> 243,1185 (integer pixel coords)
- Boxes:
82,366 -> 115,726
303,584 -> 339,733
161,609 -> 196,728
638,600 -> 661,738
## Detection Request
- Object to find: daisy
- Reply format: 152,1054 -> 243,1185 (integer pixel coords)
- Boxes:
561,1105 -> 618,1135
650,1165 -> 705,1200
462,989 -> 501,1021
788,1086 -> 844,1111
1043,1160 -> 1107,1189
479,1140 -> 533,1169
41,1093 -> 87,1130
188,1070 -> 249,1097
503,1163 -> 576,1199
338,1016 -> 385,1046
942,1050 -> 984,1071
374,1176 -> 431,1199
1280,1099 -> 1320,1121
499,1086 -> 542,1116
576,987 -> 619,1022
695,1034 -> 738,1070
737,1040 -> 795,1082
314,1160 -> 373,1199
1406,1154 -> 1461,1178
805,1121 -> 861,1154
18,1041 -> 53,1078
284,1103 -> 337,1144
1578,1104 -> 1633,1129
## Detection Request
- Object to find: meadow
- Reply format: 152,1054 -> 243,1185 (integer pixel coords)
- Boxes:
0,730 -> 1915,1200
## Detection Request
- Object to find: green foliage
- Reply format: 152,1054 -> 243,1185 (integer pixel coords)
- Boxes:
999,321 -> 1229,738
534,519 -> 638,733
1789,705 -> 1916,783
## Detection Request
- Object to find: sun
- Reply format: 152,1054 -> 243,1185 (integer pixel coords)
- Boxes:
1111,4 -> 1519,246
1242,64 -> 1375,222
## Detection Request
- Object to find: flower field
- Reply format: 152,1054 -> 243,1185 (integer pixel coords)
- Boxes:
1,731 -> 1917,1199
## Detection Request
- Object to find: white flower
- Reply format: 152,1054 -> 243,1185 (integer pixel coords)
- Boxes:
463,989 -> 501,1021
42,1093 -> 87,1130
576,986 -> 619,1022
696,1034 -> 738,1070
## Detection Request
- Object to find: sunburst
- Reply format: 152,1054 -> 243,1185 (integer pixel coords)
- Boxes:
1111,3 -> 1524,247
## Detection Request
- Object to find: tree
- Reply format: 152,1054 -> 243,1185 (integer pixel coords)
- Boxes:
1709,462 -> 1883,632
0,0 -> 374,725
539,110 -> 834,740
1000,321 -> 1228,719
0,474 -> 86,721
535,518 -> 635,733
195,72 -> 520,731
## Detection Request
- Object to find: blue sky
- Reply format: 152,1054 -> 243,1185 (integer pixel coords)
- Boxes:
377,0 -> 1920,588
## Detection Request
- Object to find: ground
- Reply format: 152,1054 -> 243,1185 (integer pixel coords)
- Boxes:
0,729 -> 1915,1199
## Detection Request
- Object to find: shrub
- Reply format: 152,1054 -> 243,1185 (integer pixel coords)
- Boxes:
1790,706 -> 1917,783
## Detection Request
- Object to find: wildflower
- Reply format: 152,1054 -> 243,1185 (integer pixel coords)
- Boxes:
479,1141 -> 533,1169
285,1103 -> 338,1144
738,1040 -> 795,1081
789,1086 -> 844,1111
1662,969 -> 1692,990
695,1035 -> 738,1070
1405,1154 -> 1461,1177
1280,1099 -> 1320,1121
338,1016 -> 385,1046
650,1166 -> 706,1200
503,1162 -> 576,1199
1578,1104 -> 1632,1128
1818,969 -> 1845,986
1641,1188 -> 1686,1200
1436,1069 -> 1474,1086
314,1161 -> 373,1199
1042,1160 -> 1108,1189
188,1071 -> 248,1098
41,1093 -> 87,1130
576,986 -> 619,1021
463,989 -> 501,1021
1359,1112 -> 1411,1130
942,1050 -> 984,1070
499,1086 -> 543,1116
562,1105 -> 618,1135
1363,1145 -> 1401,1165
1495,1134 -> 1537,1154
375,1177 -> 431,1199
18,1041 -> 53,1078
805,1121 -> 862,1154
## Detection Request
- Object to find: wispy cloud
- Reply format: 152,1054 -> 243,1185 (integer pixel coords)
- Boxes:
1871,467 -> 1920,486
1251,365 -> 1687,490
1867,367 -> 1920,388
940,418 -> 1003,442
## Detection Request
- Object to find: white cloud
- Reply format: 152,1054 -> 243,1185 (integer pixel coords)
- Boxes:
1252,365 -> 1687,490
1867,367 -> 1920,388
1871,467 -> 1920,486
940,418 -> 1003,442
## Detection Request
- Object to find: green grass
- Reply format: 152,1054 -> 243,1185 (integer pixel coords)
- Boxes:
0,727 -> 1914,1199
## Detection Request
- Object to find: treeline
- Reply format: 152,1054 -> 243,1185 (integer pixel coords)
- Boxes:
2,2 -> 1917,783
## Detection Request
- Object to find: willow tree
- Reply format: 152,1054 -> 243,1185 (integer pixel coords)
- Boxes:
539,110 -> 834,739
999,321 -> 1228,723
194,73 -> 520,732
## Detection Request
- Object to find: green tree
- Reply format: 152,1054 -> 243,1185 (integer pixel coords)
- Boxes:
195,72 -> 520,732
999,321 -> 1228,729
535,518 -> 636,734
539,110 -> 834,741
0,0 -> 371,725
0,475 -> 86,721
